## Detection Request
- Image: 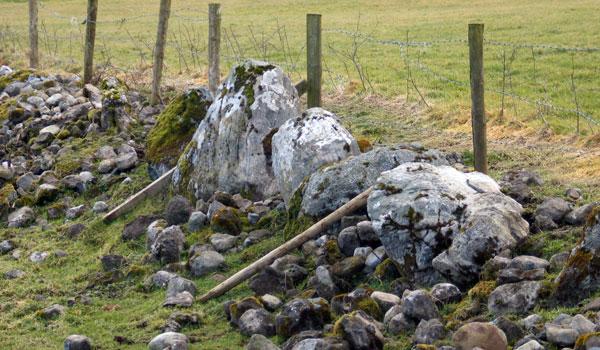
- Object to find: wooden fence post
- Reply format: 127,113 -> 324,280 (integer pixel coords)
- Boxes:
469,23 -> 487,174
307,14 -> 322,108
28,0 -> 39,69
208,3 -> 221,97
151,0 -> 172,105
83,0 -> 98,84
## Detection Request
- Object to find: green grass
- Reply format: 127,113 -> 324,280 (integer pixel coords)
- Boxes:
1,0 -> 600,139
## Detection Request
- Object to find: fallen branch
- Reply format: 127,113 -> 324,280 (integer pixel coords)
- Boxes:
103,168 -> 175,222
198,186 -> 373,303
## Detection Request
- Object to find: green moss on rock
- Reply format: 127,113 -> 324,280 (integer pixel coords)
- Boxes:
146,89 -> 211,168
0,69 -> 36,92
210,207 -> 242,235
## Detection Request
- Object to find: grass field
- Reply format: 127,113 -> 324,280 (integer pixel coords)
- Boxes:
1,0 -> 600,138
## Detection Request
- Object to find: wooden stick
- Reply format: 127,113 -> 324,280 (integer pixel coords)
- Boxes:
103,168 -> 175,222
306,14 -> 322,108
208,3 -> 221,97
294,79 -> 307,97
28,0 -> 39,69
83,0 -> 98,84
468,23 -> 487,174
151,0 -> 172,105
197,186 -> 373,303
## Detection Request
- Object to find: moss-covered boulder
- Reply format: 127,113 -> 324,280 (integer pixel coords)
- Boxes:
172,60 -> 300,201
146,88 -> 212,180
551,207 -> 600,305
0,69 -> 36,93
210,207 -> 242,235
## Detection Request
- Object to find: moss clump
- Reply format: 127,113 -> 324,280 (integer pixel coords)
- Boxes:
353,294 -> 383,320
255,209 -> 286,232
146,89 -> 211,167
283,179 -> 316,240
56,130 -> 71,140
374,258 -> 401,281
575,332 -> 600,350
233,63 -> 275,114
445,280 -> 496,329
0,99 -> 18,120
0,69 -> 36,92
54,159 -> 80,177
211,207 -> 242,235
127,265 -> 151,278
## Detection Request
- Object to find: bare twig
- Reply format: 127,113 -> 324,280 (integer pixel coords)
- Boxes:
531,48 -> 550,128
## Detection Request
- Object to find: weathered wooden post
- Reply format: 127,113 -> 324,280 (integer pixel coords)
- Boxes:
208,3 -> 221,97
83,0 -> 98,84
307,14 -> 322,108
469,23 -> 487,174
151,0 -> 172,105
28,0 -> 39,69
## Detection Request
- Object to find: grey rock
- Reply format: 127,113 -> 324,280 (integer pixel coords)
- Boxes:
122,215 -> 161,242
298,147 -> 449,220
210,233 -> 237,252
55,250 -> 68,258
92,201 -> 109,214
488,281 -> 542,316
151,225 -> 186,264
535,197 -> 573,229
338,226 -> 360,257
97,159 -> 116,174
370,291 -> 400,314
497,268 -> 546,285
8,206 -> 35,228
4,269 -> 26,279
173,61 -> 300,201
101,254 -> 126,271
431,283 -> 462,304
515,340 -> 544,350
356,221 -> 379,247
148,332 -> 188,350
383,304 -> 403,325
62,175 -> 84,190
79,171 -> 96,184
65,205 -> 86,220
290,338 -> 348,350
248,266 -> 286,296
16,172 -> 37,192
188,211 -> 207,232
0,240 -> 15,254
41,304 -> 66,319
313,266 -> 340,300
165,195 -> 193,226
545,324 -> 579,347
64,334 -> 92,350
163,291 -> 194,307
570,314 -> 596,335
334,310 -> 384,350
35,183 -> 59,204
364,246 -> 387,271
353,247 -> 373,257
388,312 -> 416,335
188,250 -> 225,277
402,290 -> 438,321
519,314 -> 543,331
508,256 -> 550,271
451,322 -> 508,350
247,334 -> 280,350
115,151 -> 137,171
149,271 -> 178,288
0,65 -> 13,76
501,170 -> 543,187
272,107 -> 360,205
260,294 -> 282,311
566,188 -> 583,200
566,202 -> 599,226
29,251 -> 48,263
275,298 -> 332,338
368,162 -> 529,286
166,277 -> 197,298
239,308 -> 276,337
413,318 -> 445,345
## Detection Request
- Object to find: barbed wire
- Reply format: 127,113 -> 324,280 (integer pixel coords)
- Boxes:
0,4 -> 26,9
324,28 -> 468,46
339,115 -> 600,156
484,39 -> 600,52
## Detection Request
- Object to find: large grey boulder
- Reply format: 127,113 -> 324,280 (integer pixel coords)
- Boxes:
284,146 -> 450,238
272,107 -> 360,205
8,206 -> 35,228
148,332 -> 188,350
172,60 -> 300,201
368,163 -> 529,286
151,225 -> 187,264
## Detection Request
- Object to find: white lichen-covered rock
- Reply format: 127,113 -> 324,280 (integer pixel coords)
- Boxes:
367,163 -> 529,286
272,107 -> 360,205
172,60 -> 300,200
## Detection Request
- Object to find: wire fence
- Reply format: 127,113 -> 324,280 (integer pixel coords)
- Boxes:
1,1 -> 600,157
